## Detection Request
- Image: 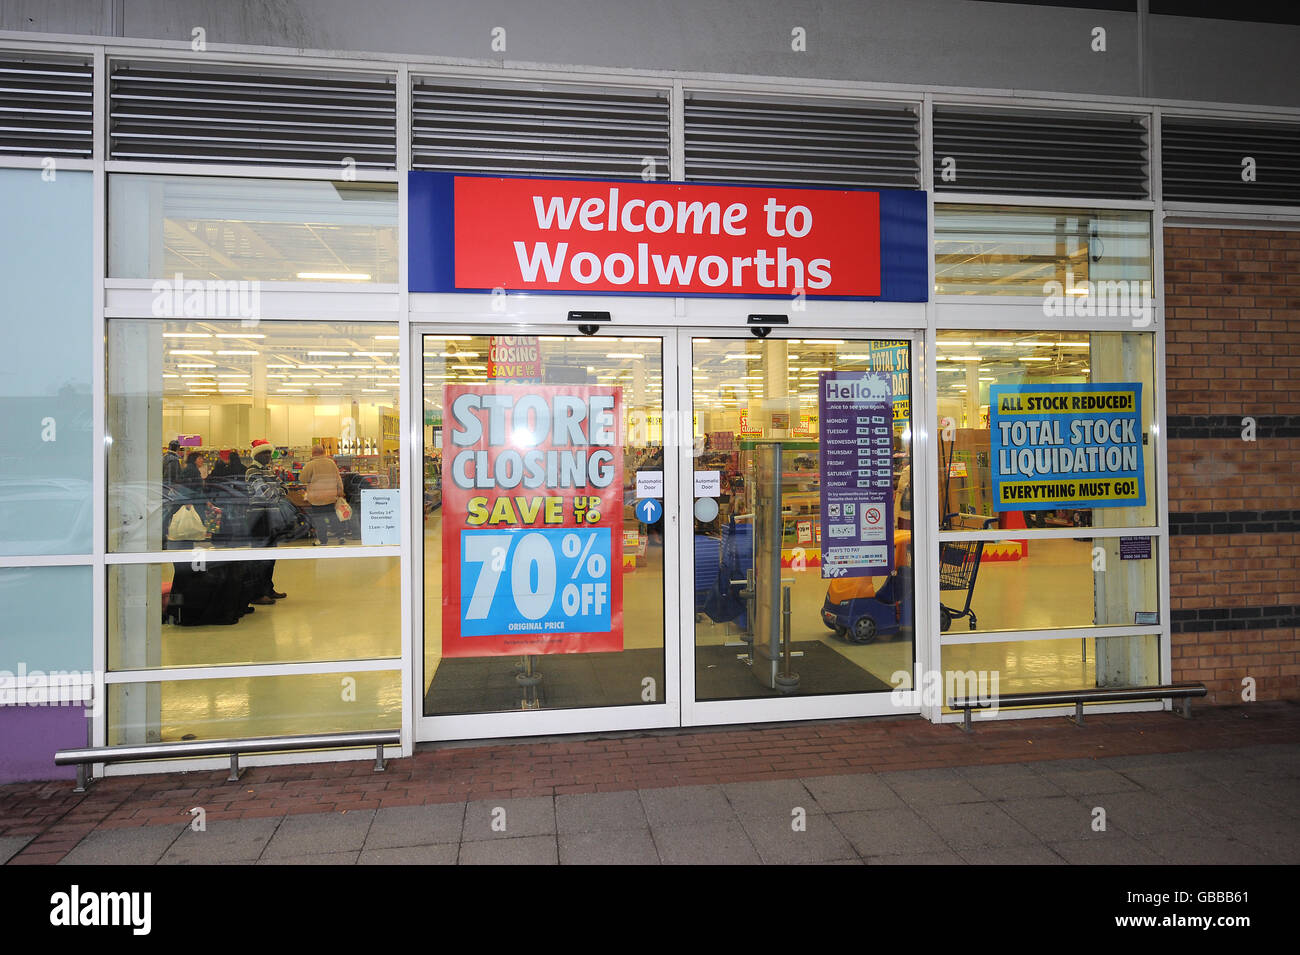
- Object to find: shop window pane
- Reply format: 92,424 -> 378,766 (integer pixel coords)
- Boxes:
692,337 -> 915,701
108,175 -> 398,283
106,319 -> 402,553
0,566 -> 92,674
106,670 -> 400,745
936,330 -> 1157,528
108,556 -> 399,670
936,536 -> 1159,634
934,204 -> 1151,296
422,334 -> 665,715
941,633 -> 1161,706
0,169 -> 93,556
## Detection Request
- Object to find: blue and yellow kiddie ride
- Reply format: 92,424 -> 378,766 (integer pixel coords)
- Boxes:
821,531 -> 912,644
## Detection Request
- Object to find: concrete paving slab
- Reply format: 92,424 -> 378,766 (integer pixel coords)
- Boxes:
883,768 -> 986,806
261,810 -> 373,858
638,784 -> 735,828
365,803 -> 465,848
867,850 -> 965,864
58,824 -> 186,865
998,795 -> 1097,842
1229,822 -> 1300,864
257,851 -> 358,865
956,763 -> 1066,799
555,790 -> 647,833
830,807 -> 948,856
914,801 -> 1040,850
1048,835 -> 1164,864
1033,764 -> 1142,796
737,809 -> 856,864
960,844 -> 1066,864
358,844 -> 458,865
459,836 -> 557,865
801,773 -> 905,812
722,778 -> 820,816
462,797 -> 555,841
653,820 -> 761,865
559,829 -> 660,865
1096,789 -> 1208,836
160,817 -> 281,864
1146,831 -> 1273,865
0,836 -> 32,865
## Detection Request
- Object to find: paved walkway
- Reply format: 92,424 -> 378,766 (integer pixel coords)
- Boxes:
2,702 -> 1297,864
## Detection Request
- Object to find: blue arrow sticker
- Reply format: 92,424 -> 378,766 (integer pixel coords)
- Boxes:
635,498 -> 663,524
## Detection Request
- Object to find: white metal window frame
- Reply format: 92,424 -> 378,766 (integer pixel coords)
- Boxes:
1,28 -> 1293,767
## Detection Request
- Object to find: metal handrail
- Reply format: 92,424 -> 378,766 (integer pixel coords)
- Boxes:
55,729 -> 401,792
949,683 -> 1207,732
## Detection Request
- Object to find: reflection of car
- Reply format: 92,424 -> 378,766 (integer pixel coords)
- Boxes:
0,478 -> 92,554
1023,508 -> 1092,529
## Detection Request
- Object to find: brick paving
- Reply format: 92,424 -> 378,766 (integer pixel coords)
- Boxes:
2,702 -> 1297,864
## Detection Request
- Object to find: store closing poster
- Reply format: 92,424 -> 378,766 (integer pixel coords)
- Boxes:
819,371 -> 895,578
989,382 -> 1145,511
442,384 -> 624,656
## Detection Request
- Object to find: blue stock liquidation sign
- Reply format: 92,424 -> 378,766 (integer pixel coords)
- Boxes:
989,382 -> 1145,511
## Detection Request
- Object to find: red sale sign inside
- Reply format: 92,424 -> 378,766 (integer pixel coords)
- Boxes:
451,177 -> 882,297
441,383 -> 624,658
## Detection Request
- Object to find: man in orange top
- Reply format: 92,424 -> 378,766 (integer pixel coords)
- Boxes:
300,444 -> 346,544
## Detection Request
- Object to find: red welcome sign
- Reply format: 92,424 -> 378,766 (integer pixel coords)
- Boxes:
451,176 -> 882,297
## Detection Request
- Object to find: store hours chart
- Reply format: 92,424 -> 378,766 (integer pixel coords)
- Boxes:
819,371 -> 895,579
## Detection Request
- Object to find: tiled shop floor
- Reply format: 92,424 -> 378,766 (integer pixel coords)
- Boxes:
2,703 -> 1298,865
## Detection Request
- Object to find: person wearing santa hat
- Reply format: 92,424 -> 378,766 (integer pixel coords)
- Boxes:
245,439 -> 287,602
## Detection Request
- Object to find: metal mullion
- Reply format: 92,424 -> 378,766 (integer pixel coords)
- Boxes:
940,625 -> 1162,646
91,43 -> 108,757
397,61 -> 414,758
103,546 -> 403,566
103,158 -> 399,180
0,554 -> 94,568
937,526 -> 1162,542
105,658 -> 402,685
934,191 -> 1154,210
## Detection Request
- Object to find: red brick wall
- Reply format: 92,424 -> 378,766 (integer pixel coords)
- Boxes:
1164,226 -> 1300,704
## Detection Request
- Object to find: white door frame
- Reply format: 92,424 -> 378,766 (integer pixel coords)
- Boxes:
411,320 -> 683,743
676,326 -> 927,728
410,316 -> 927,744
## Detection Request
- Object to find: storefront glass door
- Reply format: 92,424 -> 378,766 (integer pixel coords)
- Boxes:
415,327 -> 680,741
683,333 -> 918,724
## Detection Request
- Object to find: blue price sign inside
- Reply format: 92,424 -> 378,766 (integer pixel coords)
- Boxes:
459,527 -> 612,637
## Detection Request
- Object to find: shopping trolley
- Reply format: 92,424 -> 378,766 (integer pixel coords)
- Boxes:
939,516 -> 998,632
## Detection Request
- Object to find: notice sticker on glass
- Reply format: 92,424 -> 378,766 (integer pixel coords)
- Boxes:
694,470 -> 721,497
361,488 -> 399,546
819,370 -> 894,579
636,470 -> 664,499
1120,537 -> 1152,560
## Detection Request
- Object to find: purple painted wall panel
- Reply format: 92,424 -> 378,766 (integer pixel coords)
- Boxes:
0,706 -> 85,783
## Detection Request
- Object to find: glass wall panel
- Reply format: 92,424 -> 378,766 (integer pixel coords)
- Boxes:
935,536 -> 1159,634
107,670 -> 401,745
422,334 -> 665,715
941,633 -> 1161,705
108,175 -> 398,283
0,566 -> 93,674
692,337 -> 914,701
936,330 -> 1157,528
108,556 -> 399,670
934,204 -> 1152,296
0,169 -> 93,556
106,319 -> 401,553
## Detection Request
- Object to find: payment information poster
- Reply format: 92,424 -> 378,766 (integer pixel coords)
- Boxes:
441,384 -> 624,656
819,371 -> 895,579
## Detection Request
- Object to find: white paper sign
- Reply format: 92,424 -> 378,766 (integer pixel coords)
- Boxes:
636,470 -> 664,499
361,488 -> 399,546
694,470 -> 721,497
